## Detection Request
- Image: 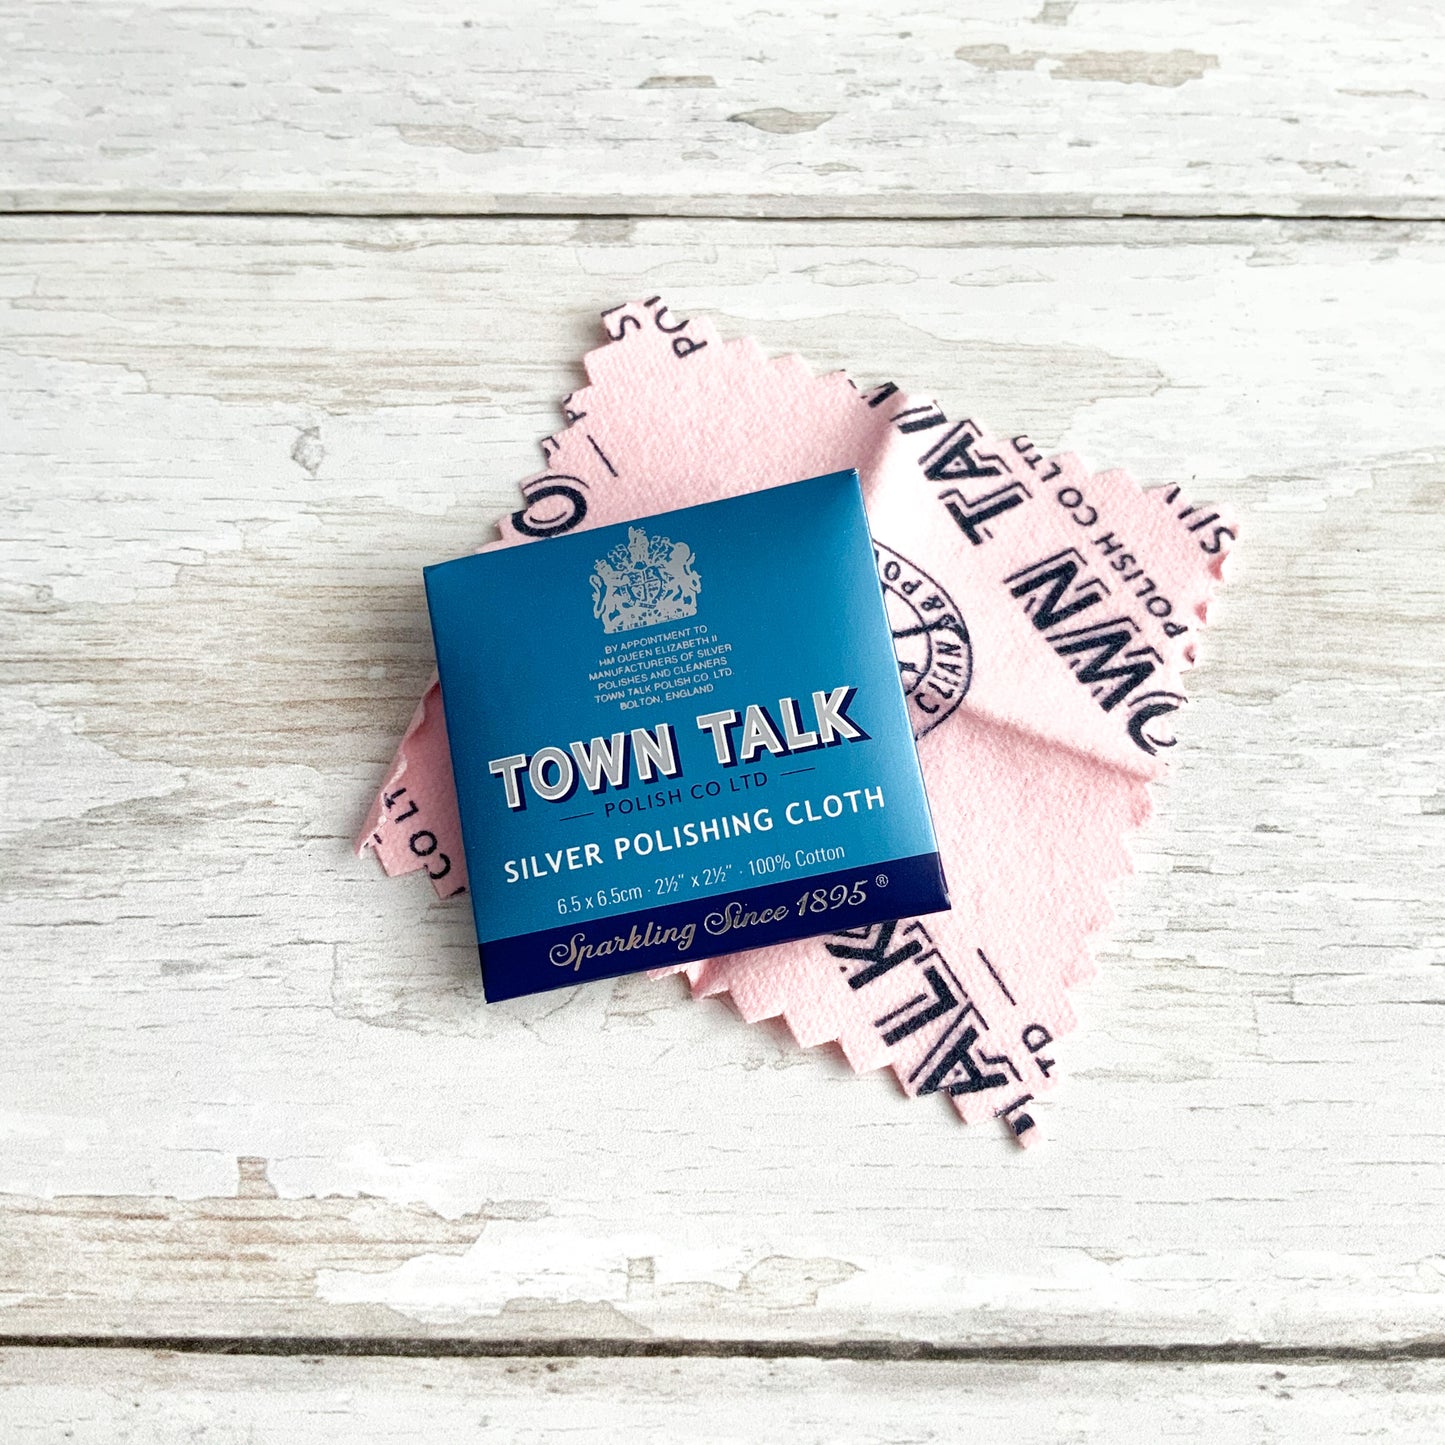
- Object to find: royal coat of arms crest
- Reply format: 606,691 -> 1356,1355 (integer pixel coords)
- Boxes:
591,526 -> 702,634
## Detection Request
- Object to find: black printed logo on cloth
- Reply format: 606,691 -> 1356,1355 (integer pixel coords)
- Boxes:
821,916 -> 1056,1141
512,472 -> 589,539
875,542 -> 972,737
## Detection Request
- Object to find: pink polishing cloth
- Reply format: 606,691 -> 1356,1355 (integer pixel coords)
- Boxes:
359,300 -> 1235,1142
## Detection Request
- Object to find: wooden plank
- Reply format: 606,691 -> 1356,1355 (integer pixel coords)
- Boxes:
1,1349 -> 1443,1442
2,2 -> 1442,217
1,216 -> 1442,1348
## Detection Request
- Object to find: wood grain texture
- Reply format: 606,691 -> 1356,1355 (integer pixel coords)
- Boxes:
2,1 -> 1442,218
1,216 -> 1442,1352
0,1352 -> 1439,1445
2,1350 -> 1444,1443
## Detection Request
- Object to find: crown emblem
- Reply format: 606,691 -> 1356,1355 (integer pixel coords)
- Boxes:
591,526 -> 701,634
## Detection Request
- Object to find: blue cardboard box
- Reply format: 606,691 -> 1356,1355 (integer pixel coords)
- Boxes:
425,470 -> 949,1001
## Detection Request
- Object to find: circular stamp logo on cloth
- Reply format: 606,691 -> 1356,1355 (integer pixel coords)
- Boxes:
875,541 -> 972,737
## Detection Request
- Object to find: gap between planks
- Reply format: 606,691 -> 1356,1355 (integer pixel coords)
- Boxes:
1,1337 -> 1442,1364
4,207 -> 1445,224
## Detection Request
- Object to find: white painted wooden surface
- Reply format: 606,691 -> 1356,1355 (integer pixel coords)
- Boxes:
3,0 -> 1444,1433
3,1 -> 1443,217
2,217 -> 1442,1359
2,1350 -> 1444,1443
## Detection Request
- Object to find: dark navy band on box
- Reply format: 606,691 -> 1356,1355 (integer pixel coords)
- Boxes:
424,470 -> 950,1001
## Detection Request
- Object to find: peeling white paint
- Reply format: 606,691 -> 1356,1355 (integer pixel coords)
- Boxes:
3,2 -> 1441,215
316,1222 -> 849,1324
0,696 -> 185,828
